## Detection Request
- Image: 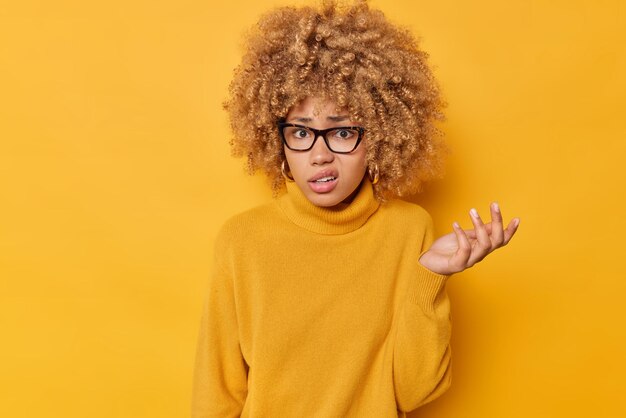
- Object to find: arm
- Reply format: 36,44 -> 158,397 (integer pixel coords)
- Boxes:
393,215 -> 452,412
191,255 -> 248,417
393,202 -> 520,411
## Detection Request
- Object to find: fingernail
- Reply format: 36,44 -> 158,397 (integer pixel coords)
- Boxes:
453,221 -> 460,229
492,202 -> 500,212
470,208 -> 479,218
513,218 -> 520,227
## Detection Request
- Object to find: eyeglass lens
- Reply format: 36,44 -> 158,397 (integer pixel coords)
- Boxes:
282,126 -> 360,152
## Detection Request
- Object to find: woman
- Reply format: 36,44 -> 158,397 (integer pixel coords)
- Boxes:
192,1 -> 519,416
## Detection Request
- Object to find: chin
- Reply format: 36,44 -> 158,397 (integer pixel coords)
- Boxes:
305,191 -> 345,208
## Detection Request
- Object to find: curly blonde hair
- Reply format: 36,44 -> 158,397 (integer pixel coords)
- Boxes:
224,0 -> 447,201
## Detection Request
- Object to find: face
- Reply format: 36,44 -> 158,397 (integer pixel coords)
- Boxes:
283,96 -> 368,208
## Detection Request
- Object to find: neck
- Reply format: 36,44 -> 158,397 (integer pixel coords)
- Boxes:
276,177 -> 380,235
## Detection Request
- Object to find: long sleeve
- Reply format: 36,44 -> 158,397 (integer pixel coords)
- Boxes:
393,216 -> 452,412
191,254 -> 248,417
189,182 -> 456,416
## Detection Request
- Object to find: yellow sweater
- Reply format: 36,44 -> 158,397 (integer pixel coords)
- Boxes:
192,177 -> 452,417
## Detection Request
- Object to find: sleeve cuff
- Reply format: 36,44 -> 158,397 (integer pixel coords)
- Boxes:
407,257 -> 450,314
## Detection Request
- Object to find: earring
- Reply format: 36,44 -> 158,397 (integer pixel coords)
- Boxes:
368,164 -> 379,185
281,160 -> 295,182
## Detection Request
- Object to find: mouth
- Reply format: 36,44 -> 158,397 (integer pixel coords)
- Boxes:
311,175 -> 337,183
308,170 -> 338,182
308,170 -> 339,193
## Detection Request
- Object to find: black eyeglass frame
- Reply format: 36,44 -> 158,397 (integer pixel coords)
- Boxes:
277,122 -> 365,154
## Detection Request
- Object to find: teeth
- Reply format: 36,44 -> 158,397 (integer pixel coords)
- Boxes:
314,176 -> 336,183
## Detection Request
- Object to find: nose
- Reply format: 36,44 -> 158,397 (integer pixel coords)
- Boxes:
309,134 -> 334,165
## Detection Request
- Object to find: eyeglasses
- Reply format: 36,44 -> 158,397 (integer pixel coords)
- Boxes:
278,122 -> 365,154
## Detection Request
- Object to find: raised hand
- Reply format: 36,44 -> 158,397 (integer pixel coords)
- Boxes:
418,202 -> 520,276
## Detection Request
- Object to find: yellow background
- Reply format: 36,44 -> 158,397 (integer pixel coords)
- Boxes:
1,0 -> 624,417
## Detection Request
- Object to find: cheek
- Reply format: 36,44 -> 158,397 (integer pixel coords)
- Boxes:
354,149 -> 368,170
344,155 -> 367,180
284,150 -> 305,176
284,148 -> 296,167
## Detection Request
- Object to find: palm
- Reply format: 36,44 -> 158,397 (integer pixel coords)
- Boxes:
419,203 -> 520,276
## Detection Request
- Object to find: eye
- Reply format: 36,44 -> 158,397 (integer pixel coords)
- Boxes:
332,129 -> 355,140
285,127 -> 312,140
295,129 -> 310,138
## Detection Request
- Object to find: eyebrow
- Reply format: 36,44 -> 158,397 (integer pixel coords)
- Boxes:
290,115 -> 350,123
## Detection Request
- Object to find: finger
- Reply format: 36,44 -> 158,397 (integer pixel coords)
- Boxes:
468,208 -> 491,264
464,222 -> 493,239
450,221 -> 471,271
469,217 -> 519,244
490,202 -> 504,247
503,217 -> 520,245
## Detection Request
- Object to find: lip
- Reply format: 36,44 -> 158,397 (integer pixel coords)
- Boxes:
308,169 -> 339,194
308,169 -> 338,182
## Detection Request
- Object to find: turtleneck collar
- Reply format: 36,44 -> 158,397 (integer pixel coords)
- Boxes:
276,177 -> 381,235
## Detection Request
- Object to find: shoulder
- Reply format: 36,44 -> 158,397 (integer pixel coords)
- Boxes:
378,198 -> 434,230
377,199 -> 438,250
213,199 -> 286,254
216,201 -> 278,240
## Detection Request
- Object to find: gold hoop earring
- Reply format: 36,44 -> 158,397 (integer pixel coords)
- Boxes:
281,160 -> 295,182
368,164 -> 379,185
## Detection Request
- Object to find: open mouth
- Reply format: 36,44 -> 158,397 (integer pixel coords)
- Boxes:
312,176 -> 336,183
308,176 -> 338,193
